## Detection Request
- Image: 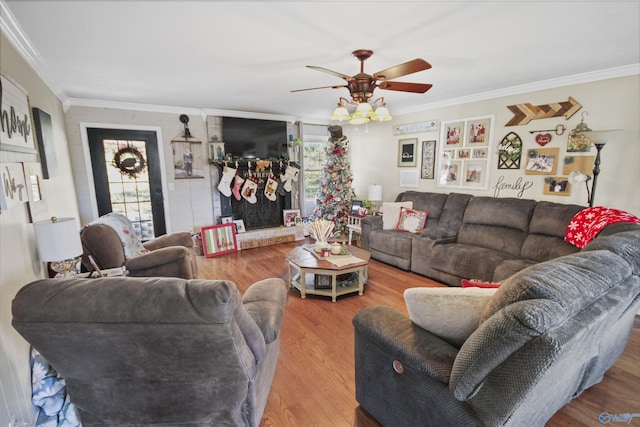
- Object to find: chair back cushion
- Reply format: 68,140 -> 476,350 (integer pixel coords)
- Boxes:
87,213 -> 148,259
12,277 -> 266,425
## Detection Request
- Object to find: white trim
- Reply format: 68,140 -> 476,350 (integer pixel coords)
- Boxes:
394,64 -> 640,116
79,122 -> 172,233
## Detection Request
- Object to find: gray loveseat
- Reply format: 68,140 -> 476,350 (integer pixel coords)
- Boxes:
12,276 -> 287,426
353,225 -> 640,426
361,191 -> 584,286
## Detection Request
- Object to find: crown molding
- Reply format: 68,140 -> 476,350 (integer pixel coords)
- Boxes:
394,64 -> 640,116
0,0 -> 67,102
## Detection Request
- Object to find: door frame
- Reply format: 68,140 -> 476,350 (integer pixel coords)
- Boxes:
79,122 -> 171,232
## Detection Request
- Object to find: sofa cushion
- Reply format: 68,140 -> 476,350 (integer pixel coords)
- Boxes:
583,228 -> 640,274
480,250 -> 632,324
396,191 -> 448,221
369,229 -> 419,261
421,226 -> 457,240
430,244 -> 518,283
404,286 -> 497,347
382,201 -> 413,230
456,197 -> 536,257
492,259 -> 537,282
396,207 -> 428,234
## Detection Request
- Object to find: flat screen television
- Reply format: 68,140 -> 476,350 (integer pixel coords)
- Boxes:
222,117 -> 288,159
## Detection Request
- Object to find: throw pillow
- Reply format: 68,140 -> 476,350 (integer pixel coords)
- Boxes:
382,201 -> 413,230
396,207 -> 428,234
461,279 -> 501,288
404,286 -> 498,347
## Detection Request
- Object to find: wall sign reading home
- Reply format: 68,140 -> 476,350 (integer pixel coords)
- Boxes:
0,75 -> 36,154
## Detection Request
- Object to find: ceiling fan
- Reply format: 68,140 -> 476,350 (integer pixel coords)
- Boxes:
291,49 -> 432,103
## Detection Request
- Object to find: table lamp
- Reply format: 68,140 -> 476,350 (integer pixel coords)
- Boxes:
34,217 -> 83,277
368,184 -> 383,215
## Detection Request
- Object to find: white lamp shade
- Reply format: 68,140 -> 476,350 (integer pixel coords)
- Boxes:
568,170 -> 591,183
34,217 -> 83,261
368,184 -> 383,201
582,130 -> 622,145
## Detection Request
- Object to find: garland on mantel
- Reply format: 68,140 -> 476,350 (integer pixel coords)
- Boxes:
211,159 -> 300,173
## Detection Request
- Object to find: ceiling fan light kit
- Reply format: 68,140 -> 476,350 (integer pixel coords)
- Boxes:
293,49 -> 432,124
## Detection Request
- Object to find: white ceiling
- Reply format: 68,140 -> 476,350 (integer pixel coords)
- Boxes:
3,1 -> 639,121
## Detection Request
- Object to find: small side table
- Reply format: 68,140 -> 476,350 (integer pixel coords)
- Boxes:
347,216 -> 362,246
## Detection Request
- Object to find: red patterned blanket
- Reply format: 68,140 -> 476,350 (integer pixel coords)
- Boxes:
565,206 -> 640,249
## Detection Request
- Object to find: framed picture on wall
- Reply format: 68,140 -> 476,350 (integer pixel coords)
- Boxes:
172,141 -> 204,179
437,115 -> 495,190
420,140 -> 436,179
0,74 -> 37,155
201,224 -> 238,257
398,138 -> 418,167
525,147 -> 559,175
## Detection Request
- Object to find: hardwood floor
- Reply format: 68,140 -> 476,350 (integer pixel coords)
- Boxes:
197,239 -> 640,427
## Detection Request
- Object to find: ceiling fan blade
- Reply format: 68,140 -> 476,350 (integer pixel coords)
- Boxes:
306,65 -> 352,80
373,59 -> 432,81
378,81 -> 433,93
290,85 -> 347,93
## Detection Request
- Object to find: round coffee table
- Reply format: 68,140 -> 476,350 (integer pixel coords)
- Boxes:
286,244 -> 371,302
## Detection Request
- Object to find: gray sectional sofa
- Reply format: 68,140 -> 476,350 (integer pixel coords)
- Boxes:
353,224 -> 640,426
361,191 -> 585,286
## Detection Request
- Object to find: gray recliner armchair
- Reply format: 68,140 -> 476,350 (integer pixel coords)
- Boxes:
80,213 -> 198,279
12,276 -> 287,426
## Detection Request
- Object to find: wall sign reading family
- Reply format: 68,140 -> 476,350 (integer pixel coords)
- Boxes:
437,115 -> 495,190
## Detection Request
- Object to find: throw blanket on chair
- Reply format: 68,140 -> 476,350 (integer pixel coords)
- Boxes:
565,206 -> 640,249
31,348 -> 81,427
86,213 -> 149,259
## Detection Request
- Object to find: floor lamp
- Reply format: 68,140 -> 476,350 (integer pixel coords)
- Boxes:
568,130 -> 620,207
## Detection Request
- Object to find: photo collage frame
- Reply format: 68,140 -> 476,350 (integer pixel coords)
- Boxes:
437,115 -> 495,190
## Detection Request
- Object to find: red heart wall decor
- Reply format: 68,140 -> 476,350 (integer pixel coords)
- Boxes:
535,133 -> 552,146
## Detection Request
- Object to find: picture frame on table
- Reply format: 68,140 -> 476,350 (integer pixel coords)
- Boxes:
209,142 -> 226,161
283,209 -> 301,227
233,219 -> 246,233
201,224 -> 238,257
398,138 -> 418,167
220,215 -> 234,224
314,274 -> 332,289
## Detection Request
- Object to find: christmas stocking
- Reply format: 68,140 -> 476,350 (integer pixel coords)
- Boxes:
241,177 -> 258,204
232,174 -> 245,201
276,174 -> 287,196
264,174 -> 278,201
282,164 -> 300,192
217,165 -> 236,197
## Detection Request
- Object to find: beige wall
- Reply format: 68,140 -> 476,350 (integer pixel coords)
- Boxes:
63,107 -> 214,232
349,75 -> 640,216
0,33 -> 79,425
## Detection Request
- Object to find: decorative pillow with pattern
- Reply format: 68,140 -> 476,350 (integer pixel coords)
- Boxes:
396,207 -> 428,234
381,201 -> 413,230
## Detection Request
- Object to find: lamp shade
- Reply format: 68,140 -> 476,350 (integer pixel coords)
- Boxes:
581,130 -> 621,145
34,217 -> 82,261
368,184 -> 382,201
568,170 -> 591,183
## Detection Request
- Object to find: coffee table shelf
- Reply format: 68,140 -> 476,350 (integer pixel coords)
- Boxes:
286,245 -> 371,302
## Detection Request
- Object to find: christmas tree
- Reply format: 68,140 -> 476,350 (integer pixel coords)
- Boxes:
312,125 -> 354,233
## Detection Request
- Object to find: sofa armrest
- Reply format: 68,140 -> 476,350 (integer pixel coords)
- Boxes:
353,305 -> 458,383
242,278 -> 287,344
124,246 -> 192,275
143,231 -> 194,250
360,216 -> 384,250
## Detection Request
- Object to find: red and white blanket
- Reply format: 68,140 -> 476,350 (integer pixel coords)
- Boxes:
565,206 -> 640,249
